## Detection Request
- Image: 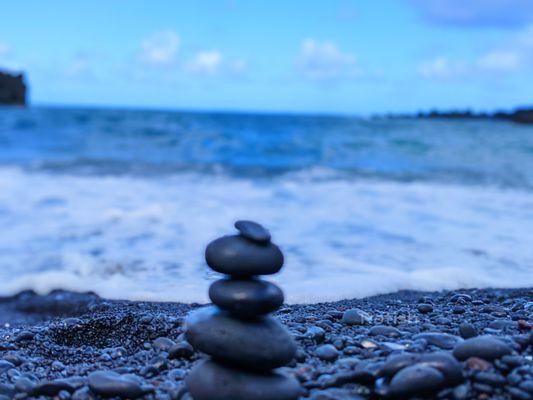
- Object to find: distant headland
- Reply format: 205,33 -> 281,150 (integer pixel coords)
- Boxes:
381,107 -> 533,124
0,70 -> 27,106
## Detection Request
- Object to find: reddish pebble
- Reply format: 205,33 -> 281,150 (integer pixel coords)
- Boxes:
465,357 -> 492,371
517,320 -> 531,331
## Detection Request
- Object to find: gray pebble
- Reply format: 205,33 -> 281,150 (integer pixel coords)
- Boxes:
315,345 -> 340,362
459,322 -> 477,339
413,332 -> 463,350
88,371 -> 143,399
152,337 -> 175,352
304,326 -> 326,343
341,309 -> 370,325
168,342 -> 194,360
389,365 -> 445,398
453,335 -> 512,361
369,325 -> 401,338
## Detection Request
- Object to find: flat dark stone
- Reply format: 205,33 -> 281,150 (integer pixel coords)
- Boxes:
453,335 -> 512,361
209,278 -> 284,317
417,303 -> 434,314
475,372 -> 506,387
14,378 -> 35,394
185,306 -> 296,370
380,351 -> 462,387
205,235 -> 283,276
413,332 -> 463,350
380,353 -> 419,378
389,365 -> 445,398
235,220 -> 271,243
88,371 -> 143,399
31,379 -> 79,397
309,388 -> 363,400
186,360 -> 301,400
369,325 -> 401,338
418,352 -> 464,386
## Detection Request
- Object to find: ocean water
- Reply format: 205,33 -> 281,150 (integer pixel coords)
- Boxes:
0,106 -> 532,303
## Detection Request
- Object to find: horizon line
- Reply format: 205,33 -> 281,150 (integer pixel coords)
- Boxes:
8,100 -> 533,119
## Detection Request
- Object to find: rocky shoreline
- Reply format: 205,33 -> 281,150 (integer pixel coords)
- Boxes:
379,107 -> 533,124
0,287 -> 530,399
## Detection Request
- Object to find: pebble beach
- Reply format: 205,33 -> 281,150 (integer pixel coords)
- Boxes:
0,287 -> 531,399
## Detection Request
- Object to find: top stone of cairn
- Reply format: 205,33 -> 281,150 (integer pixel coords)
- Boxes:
234,220 -> 271,243
205,221 -> 283,276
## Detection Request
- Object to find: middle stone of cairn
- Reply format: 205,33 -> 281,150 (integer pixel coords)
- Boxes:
185,220 -> 301,400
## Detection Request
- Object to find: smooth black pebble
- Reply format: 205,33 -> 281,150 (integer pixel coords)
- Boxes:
88,371 -> 143,399
185,306 -> 296,370
369,325 -> 401,338
418,352 -> 463,386
389,365 -> 445,398
209,278 -> 284,318
205,235 -> 283,276
459,322 -> 478,339
452,335 -> 512,361
413,332 -> 463,350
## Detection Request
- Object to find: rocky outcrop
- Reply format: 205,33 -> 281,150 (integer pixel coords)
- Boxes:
384,107 -> 533,124
0,70 -> 26,106
508,108 -> 533,124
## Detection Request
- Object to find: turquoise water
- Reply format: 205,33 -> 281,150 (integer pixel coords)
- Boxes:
0,106 -> 532,302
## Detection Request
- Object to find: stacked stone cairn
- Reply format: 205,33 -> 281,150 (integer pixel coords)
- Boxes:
185,220 -> 301,400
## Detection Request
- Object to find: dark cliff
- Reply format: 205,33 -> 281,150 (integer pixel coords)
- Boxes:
0,71 -> 27,106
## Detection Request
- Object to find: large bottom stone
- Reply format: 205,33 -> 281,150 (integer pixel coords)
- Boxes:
185,306 -> 296,370
209,278 -> 284,318
186,360 -> 302,400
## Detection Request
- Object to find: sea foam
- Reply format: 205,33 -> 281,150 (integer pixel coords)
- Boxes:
0,166 -> 532,303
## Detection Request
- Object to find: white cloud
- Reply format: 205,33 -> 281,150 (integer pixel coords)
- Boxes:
418,57 -> 467,79
297,39 -> 359,80
185,51 -> 248,77
186,51 -> 223,75
418,53 -> 519,80
476,51 -> 520,73
138,31 -> 180,67
419,24 -> 533,80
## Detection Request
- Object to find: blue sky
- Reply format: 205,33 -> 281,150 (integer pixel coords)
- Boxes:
1,0 -> 532,114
